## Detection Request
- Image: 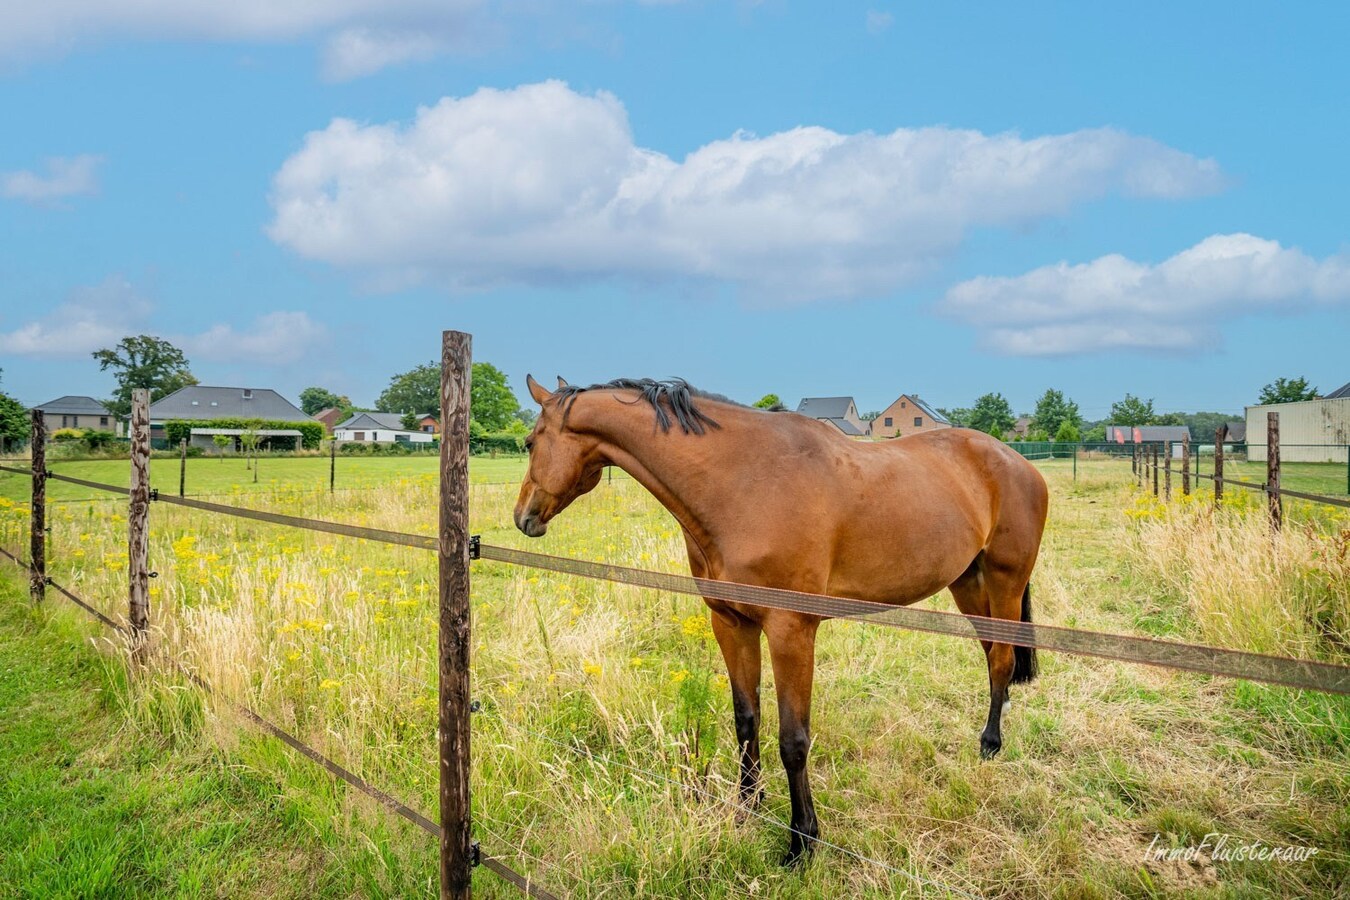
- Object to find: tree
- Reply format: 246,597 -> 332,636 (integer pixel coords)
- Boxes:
967,393 -> 1015,439
401,412 -> 420,431
0,384 -> 29,447
938,407 -> 972,427
469,362 -> 519,431
376,363 -> 439,416
860,410 -> 880,422
212,434 -> 233,458
1031,389 -> 1081,439
1082,424 -> 1107,442
299,386 -> 350,416
1109,394 -> 1156,427
753,393 -> 782,410
1184,411 -> 1239,442
1153,412 -> 1186,426
1054,421 -> 1081,442
1257,377 -> 1318,405
92,335 -> 197,417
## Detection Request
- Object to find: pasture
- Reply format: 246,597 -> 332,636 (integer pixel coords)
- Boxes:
1,455 -> 1347,898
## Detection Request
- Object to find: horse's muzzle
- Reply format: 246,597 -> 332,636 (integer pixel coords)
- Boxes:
514,509 -> 548,538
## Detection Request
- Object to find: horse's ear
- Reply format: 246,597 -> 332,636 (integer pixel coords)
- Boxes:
556,376 -> 569,389
526,374 -> 552,405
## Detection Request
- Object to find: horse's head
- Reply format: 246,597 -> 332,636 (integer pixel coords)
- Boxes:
514,374 -> 605,537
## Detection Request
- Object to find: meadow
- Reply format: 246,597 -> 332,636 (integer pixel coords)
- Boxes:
0,454 -> 1347,898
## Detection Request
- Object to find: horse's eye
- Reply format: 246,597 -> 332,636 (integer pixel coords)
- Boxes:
525,439 -> 534,453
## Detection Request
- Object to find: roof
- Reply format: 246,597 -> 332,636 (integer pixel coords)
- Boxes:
32,395 -> 111,416
1106,425 -> 1191,443
821,418 -> 866,436
336,412 -> 417,432
149,386 -> 310,422
1224,422 -> 1247,442
1324,381 -> 1350,400
907,395 -> 950,425
797,397 -> 856,419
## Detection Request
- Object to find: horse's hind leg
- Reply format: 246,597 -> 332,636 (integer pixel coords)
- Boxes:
709,603 -> 763,807
950,555 -> 1033,759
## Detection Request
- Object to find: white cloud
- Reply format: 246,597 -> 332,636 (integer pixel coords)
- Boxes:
265,81 -> 1224,302
939,234 -> 1350,356
0,276 -> 327,362
866,10 -> 894,34
1,155 -> 102,204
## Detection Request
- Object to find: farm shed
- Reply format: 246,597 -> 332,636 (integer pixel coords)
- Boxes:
334,412 -> 436,444
1245,394 -> 1350,463
869,393 -> 951,438
795,397 -> 867,436
190,428 -> 303,452
31,395 -> 122,435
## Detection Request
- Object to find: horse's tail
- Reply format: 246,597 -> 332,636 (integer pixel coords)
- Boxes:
1010,582 -> 1038,685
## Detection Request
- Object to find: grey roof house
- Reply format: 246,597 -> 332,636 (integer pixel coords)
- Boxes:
1323,381 -> 1350,400
32,396 -> 122,435
333,412 -> 436,444
147,386 -> 311,423
796,397 -> 867,436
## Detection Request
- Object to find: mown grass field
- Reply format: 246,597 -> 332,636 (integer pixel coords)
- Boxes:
0,454 -> 1347,898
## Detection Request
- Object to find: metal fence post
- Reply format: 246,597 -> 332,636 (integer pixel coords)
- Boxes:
1181,433 -> 1191,496
439,330 -> 473,900
330,438 -> 336,494
29,410 -> 46,603
129,389 -> 151,662
1152,444 -> 1159,497
179,438 -> 188,498
1267,411 -> 1281,532
1214,425 -> 1225,508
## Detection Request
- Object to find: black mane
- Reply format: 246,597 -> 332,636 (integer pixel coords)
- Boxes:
555,378 -> 741,435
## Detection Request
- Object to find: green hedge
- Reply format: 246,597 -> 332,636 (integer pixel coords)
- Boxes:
470,432 -> 524,455
164,418 -> 325,449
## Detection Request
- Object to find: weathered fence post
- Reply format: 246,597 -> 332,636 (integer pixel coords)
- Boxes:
1267,411 -> 1282,532
29,410 -> 46,603
330,437 -> 336,494
1152,444 -> 1159,497
179,438 -> 188,498
1135,445 -> 1142,486
129,389 -> 151,663
439,330 -> 473,900
1181,433 -> 1191,497
1214,425 -> 1226,508
1164,442 -> 1172,501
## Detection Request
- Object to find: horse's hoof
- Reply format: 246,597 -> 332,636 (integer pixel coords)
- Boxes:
780,833 -> 817,867
979,736 -> 1002,759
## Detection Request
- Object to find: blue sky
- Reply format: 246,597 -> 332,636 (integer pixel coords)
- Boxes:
2,1 -> 1347,419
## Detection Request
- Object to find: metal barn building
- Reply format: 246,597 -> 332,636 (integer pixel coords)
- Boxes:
1245,389 -> 1350,463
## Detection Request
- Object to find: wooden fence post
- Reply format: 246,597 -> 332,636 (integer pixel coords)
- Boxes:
179,438 -> 188,498
439,330 -> 473,900
1135,445 -> 1142,486
129,389 -> 151,663
1181,433 -> 1191,496
1214,425 -> 1226,508
1164,443 -> 1172,501
330,438 -> 336,494
29,410 -> 46,603
1267,411 -> 1281,532
1152,444 -> 1159,497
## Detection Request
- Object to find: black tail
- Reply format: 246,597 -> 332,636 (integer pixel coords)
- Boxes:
1010,583 -> 1038,684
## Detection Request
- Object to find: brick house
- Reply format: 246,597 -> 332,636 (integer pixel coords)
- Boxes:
869,394 -> 951,438
312,407 -> 346,434
416,414 -> 439,435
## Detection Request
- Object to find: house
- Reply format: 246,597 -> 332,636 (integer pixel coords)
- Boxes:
312,407 -> 346,434
1245,391 -> 1350,463
1104,425 -> 1192,457
416,414 -> 439,435
1009,416 -> 1033,439
32,396 -> 122,436
1222,421 -> 1247,443
148,385 -> 312,451
796,397 -> 867,436
333,412 -> 436,445
869,394 -> 952,439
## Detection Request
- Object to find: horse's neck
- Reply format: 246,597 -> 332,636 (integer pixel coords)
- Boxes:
577,394 -> 749,564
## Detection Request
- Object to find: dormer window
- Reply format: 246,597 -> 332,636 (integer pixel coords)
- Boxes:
191,400 -> 199,406
243,390 -> 253,400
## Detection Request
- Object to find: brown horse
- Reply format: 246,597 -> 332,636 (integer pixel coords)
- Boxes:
514,376 -> 1048,864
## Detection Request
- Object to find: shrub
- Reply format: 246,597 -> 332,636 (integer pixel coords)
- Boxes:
50,428 -> 85,442
470,432 -> 524,455
82,430 -> 116,451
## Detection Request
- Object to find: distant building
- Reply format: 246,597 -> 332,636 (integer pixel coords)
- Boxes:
1010,416 -> 1033,439
148,385 -> 311,451
870,394 -> 952,439
312,407 -> 346,434
796,397 -> 867,436
1104,425 -> 1192,457
334,412 -> 436,445
1245,392 -> 1350,463
31,396 -> 121,436
416,414 -> 439,434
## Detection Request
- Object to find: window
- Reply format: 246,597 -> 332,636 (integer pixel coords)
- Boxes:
914,417 -> 923,427
901,401 -> 906,408
62,416 -> 69,427
242,389 -> 253,400
354,431 -> 365,441
100,417 -> 109,427
884,417 -> 893,427
395,434 -> 411,444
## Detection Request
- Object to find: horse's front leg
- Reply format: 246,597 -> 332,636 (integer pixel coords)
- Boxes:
709,603 -> 763,807
765,611 -> 821,866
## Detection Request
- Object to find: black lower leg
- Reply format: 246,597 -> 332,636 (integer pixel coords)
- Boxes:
732,688 -> 762,806
779,724 -> 818,865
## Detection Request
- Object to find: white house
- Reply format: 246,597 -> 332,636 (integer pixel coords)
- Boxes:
334,412 -> 436,445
